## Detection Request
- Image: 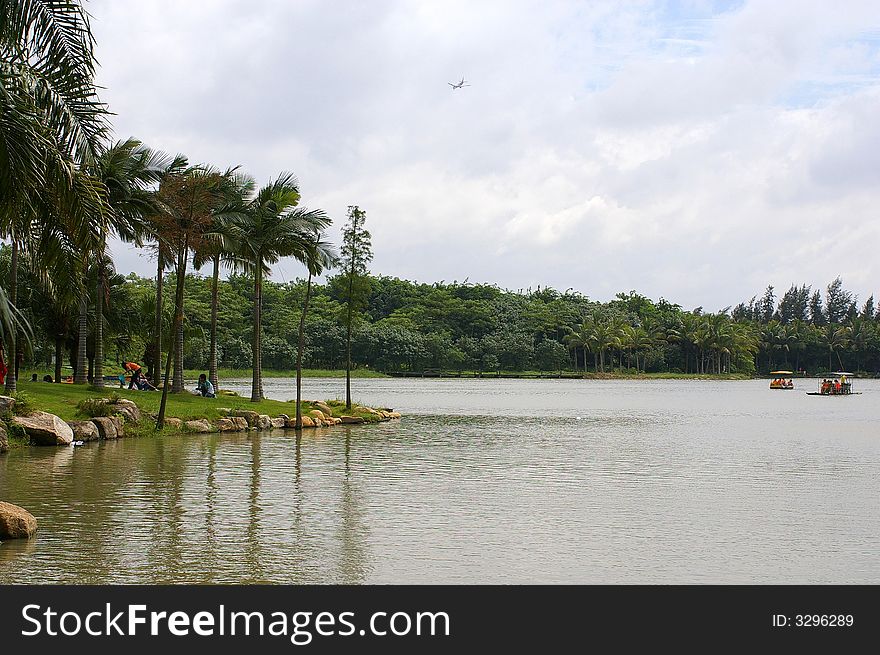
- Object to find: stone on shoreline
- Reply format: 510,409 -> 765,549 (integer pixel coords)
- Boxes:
185,419 -> 213,433
315,402 -> 334,417
257,415 -> 272,431
163,418 -> 183,430
113,399 -> 140,424
0,501 -> 37,539
340,416 -> 364,425
270,417 -> 285,429
68,420 -> 100,442
0,395 -> 16,414
91,416 -> 118,440
231,410 -> 260,428
12,412 -> 73,446
309,409 -> 328,422
0,424 -> 7,453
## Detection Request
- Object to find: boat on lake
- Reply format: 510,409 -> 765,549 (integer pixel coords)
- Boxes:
807,372 -> 860,396
769,371 -> 794,390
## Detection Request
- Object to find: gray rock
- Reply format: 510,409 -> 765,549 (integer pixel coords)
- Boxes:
257,415 -> 272,431
68,420 -> 100,442
113,399 -> 140,424
339,416 -> 365,425
185,419 -> 213,433
231,410 -> 260,427
91,416 -> 118,440
270,417 -> 286,429
12,412 -> 74,446
0,395 -> 16,414
0,501 -> 37,539
0,424 -> 8,453
163,417 -> 183,430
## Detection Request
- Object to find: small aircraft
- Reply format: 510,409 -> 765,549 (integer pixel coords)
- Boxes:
448,77 -> 470,90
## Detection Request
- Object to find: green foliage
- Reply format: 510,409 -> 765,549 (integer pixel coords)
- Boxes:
10,391 -> 33,416
76,397 -> 116,418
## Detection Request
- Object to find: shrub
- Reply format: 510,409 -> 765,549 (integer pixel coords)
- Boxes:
10,391 -> 33,416
76,397 -> 115,418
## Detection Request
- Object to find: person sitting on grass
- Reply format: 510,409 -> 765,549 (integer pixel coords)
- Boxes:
195,373 -> 216,398
136,376 -> 158,391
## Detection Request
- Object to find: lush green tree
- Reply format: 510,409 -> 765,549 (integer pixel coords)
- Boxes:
337,205 -> 373,409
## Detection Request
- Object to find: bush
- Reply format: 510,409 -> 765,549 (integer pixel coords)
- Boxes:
76,397 -> 115,418
10,391 -> 33,416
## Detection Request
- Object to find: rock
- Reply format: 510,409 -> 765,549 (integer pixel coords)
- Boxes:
287,415 -> 315,428
217,407 -> 232,416
12,412 -> 73,446
90,416 -> 118,440
217,418 -> 237,432
309,409 -> 328,422
0,424 -> 7,453
230,417 -> 248,431
340,416 -> 364,425
110,416 -> 125,438
0,501 -> 37,539
270,417 -> 285,429
231,410 -> 260,427
185,419 -> 213,433
163,417 -> 183,430
257,415 -> 272,431
388,412 -> 401,419
315,402 -> 334,416
113,399 -> 140,424
0,395 -> 16,414
68,420 -> 100,442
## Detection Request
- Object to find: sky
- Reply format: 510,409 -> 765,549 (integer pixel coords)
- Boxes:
90,0 -> 880,312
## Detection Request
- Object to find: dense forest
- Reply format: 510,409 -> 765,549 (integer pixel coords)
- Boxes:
6,243 -> 878,380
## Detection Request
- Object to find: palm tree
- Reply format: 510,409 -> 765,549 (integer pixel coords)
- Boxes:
223,173 -> 330,402
155,166 -> 226,429
822,324 -> 849,372
85,139 -> 177,387
193,170 -> 254,392
294,235 -> 337,429
1,0 -> 109,384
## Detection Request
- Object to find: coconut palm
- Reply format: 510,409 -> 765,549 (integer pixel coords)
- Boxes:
294,234 -> 337,429
193,170 -> 255,392
155,166 -> 227,428
223,173 -> 331,402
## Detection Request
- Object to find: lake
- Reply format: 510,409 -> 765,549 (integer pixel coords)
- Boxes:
1,378 -> 878,583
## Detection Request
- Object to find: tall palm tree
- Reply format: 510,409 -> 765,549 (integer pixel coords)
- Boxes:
224,173 -> 331,402
1,0 -> 109,382
155,166 -> 226,429
294,234 -> 336,428
193,170 -> 254,392
85,139 -> 177,387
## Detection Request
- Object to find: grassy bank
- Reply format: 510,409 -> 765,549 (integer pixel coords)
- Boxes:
8,381 -> 387,438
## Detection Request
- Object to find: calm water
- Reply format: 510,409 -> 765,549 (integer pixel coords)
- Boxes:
1,378 -> 878,584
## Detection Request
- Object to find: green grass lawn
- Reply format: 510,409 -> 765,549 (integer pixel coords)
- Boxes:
10,381 -> 387,430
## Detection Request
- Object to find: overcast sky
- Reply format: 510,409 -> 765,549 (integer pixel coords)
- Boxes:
90,0 -> 880,312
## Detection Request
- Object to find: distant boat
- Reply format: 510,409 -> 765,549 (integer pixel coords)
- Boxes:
769,370 -> 794,390
806,372 -> 861,396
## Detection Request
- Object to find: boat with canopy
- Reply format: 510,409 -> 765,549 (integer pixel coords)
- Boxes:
806,372 -> 860,396
769,370 -> 794,390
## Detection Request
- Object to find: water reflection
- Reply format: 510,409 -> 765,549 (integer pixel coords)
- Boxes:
1,378 -> 879,583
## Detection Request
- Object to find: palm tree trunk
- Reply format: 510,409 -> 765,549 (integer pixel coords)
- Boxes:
74,294 -> 88,384
209,253 -> 220,392
251,264 -> 263,402
3,239 -> 18,394
54,336 -> 63,383
153,249 -> 163,387
172,298 -> 185,393
295,272 -> 312,429
93,271 -> 105,388
157,237 -> 189,429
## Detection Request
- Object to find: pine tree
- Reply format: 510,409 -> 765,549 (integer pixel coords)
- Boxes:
339,206 -> 373,410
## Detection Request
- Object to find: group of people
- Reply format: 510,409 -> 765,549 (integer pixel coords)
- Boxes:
121,362 -> 215,398
820,378 -> 849,395
771,378 -> 794,388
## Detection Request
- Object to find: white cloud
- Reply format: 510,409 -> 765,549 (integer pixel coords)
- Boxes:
92,0 -> 880,310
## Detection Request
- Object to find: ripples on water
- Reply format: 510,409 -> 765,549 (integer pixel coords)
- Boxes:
1,378 -> 878,583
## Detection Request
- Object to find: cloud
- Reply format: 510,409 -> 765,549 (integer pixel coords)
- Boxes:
92,0 -> 880,310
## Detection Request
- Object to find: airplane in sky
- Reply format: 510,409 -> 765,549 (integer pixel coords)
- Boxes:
448,77 -> 470,89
